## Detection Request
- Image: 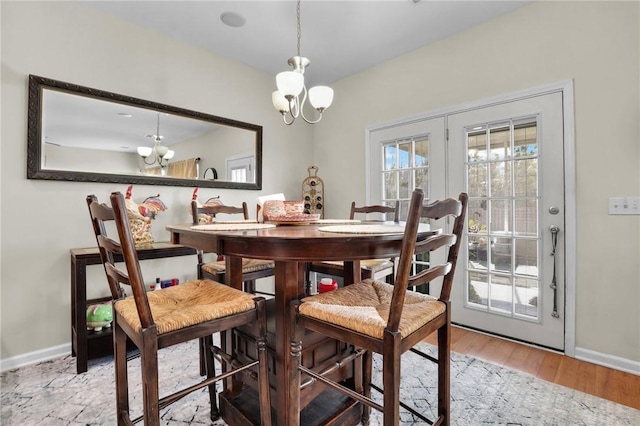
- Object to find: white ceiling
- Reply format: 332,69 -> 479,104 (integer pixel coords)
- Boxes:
80,0 -> 531,87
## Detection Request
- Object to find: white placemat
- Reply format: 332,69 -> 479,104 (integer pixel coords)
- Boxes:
316,219 -> 362,224
318,224 -> 406,234
211,220 -> 258,224
191,223 -> 276,231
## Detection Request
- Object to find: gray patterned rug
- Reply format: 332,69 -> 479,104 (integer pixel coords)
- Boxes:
1,339 -> 638,425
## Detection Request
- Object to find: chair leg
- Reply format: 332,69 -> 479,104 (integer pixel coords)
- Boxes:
255,299 -> 272,426
140,329 -> 160,426
362,350 -> 372,426
203,334 -> 220,421
114,319 -> 129,425
438,312 -> 451,426
382,332 -> 401,426
199,337 -> 207,376
245,280 -> 256,294
288,302 -> 304,426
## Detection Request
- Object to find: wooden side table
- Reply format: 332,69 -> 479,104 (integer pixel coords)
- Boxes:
70,242 -> 196,373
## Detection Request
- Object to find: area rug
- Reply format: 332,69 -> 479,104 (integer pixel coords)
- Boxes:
1,340 -> 638,425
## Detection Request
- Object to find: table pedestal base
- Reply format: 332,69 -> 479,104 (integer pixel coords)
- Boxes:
221,300 -> 363,426
220,386 -> 361,426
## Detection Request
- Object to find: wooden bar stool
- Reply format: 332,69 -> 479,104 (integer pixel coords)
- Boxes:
191,200 -> 275,295
89,192 -> 272,426
290,189 -> 467,426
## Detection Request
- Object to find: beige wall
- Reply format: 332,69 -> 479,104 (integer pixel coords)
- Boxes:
0,1 -> 312,360
313,1 -> 639,364
1,1 -> 639,371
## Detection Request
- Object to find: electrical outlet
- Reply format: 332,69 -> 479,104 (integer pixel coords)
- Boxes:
609,197 -> 640,215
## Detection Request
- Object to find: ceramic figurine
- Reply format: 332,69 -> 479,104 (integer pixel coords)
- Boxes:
86,303 -> 113,331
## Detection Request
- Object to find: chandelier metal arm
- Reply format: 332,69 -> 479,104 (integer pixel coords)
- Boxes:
141,155 -> 156,166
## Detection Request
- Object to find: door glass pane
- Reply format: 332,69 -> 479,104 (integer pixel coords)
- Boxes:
514,122 -> 538,157
468,129 -> 487,162
467,163 -> 487,198
399,170 -> 410,198
415,137 -> 429,167
468,199 -> 488,235
383,171 -> 397,199
468,235 -> 488,270
489,124 -> 511,160
415,167 -> 428,195
514,199 -> 537,236
398,141 -> 411,168
468,271 -> 488,307
489,274 -> 512,314
384,145 -> 396,170
490,199 -> 512,233
490,161 -> 511,197
514,158 -> 538,197
515,239 -> 538,277
515,277 -> 539,318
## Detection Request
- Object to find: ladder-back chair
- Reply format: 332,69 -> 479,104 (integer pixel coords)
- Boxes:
191,200 -> 275,295
308,201 -> 400,285
90,192 -> 272,426
289,189 -> 467,426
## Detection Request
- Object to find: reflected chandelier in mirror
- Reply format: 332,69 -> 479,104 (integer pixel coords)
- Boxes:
27,75 -> 262,190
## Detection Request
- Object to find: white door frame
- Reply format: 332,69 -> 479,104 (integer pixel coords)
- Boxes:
365,80 -> 576,356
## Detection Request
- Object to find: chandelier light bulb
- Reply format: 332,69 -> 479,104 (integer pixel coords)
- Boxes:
164,150 -> 175,160
137,146 -> 153,158
155,145 -> 169,158
308,86 -> 334,111
272,91 -> 290,113
276,71 -> 304,98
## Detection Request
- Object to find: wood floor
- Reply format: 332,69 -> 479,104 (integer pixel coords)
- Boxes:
423,326 -> 640,410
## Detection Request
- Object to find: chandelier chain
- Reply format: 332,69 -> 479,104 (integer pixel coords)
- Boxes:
156,114 -> 161,142
296,0 -> 301,56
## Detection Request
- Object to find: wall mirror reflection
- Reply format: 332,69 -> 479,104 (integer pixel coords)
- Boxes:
27,75 -> 262,190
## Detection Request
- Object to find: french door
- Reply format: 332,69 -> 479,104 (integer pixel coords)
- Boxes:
368,90 -> 568,351
448,92 -> 565,350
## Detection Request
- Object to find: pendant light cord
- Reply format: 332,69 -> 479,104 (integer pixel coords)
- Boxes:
296,0 -> 301,56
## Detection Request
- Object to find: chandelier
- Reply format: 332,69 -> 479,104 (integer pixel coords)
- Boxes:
137,113 -> 174,168
272,0 -> 334,125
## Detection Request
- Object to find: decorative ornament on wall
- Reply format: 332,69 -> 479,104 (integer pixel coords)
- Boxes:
302,165 -> 324,218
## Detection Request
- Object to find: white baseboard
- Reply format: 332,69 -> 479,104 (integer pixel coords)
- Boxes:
575,346 -> 640,376
0,343 -> 71,373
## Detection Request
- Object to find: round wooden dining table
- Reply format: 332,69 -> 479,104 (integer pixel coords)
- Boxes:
167,221 -> 436,426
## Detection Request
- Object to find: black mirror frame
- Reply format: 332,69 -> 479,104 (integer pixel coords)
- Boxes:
27,75 -> 262,190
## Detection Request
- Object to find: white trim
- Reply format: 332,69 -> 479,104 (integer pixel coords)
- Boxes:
561,80 -> 577,358
575,346 -> 640,376
365,80 -> 576,356
0,343 -> 71,373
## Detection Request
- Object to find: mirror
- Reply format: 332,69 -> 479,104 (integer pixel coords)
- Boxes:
27,75 -> 262,190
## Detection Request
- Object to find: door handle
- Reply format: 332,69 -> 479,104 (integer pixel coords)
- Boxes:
549,225 -> 560,318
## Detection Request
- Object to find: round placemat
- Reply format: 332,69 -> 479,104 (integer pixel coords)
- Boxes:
318,224 -> 406,234
191,223 -> 276,231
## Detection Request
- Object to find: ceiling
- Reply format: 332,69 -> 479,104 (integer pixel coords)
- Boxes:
80,0 -> 531,87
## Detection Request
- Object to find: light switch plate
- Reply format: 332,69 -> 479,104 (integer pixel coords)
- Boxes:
609,197 -> 640,215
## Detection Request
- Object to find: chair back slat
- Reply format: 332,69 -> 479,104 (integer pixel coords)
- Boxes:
87,195 -> 123,299
350,200 -> 400,222
110,191 -> 155,329
191,200 -> 249,224
386,191 -> 468,334
407,263 -> 452,289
